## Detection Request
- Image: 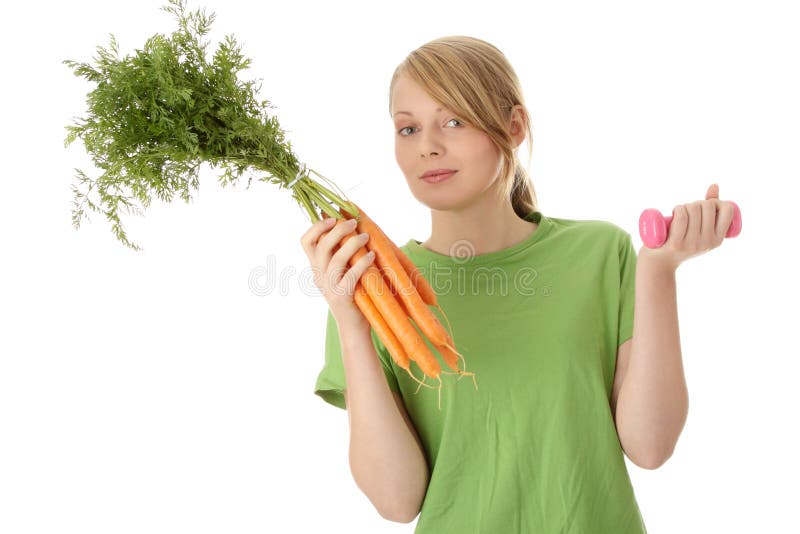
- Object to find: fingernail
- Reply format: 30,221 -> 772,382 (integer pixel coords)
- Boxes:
324,218 -> 335,225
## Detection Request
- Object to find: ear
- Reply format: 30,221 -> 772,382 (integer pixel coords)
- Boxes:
509,104 -> 527,149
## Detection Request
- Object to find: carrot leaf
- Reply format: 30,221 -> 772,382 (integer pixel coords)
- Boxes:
64,0 -> 349,250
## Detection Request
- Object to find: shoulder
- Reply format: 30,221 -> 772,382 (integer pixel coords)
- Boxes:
547,215 -> 632,250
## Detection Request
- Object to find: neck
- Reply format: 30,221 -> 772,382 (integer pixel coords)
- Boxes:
422,187 -> 537,257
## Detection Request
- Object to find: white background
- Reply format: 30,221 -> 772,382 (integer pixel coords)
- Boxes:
1,0 -> 797,532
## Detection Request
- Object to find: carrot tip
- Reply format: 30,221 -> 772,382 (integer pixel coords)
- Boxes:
435,303 -> 456,340
403,365 -> 434,391
442,341 -> 464,358
440,342 -> 469,375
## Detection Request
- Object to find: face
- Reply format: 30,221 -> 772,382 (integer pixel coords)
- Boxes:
390,74 -> 505,212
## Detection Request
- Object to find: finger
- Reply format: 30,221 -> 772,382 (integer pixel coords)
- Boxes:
337,250 -> 376,297
685,202 -> 702,244
706,183 -> 719,200
300,217 -> 337,256
328,231 -> 370,286
668,204 -> 689,245
701,199 -> 718,247
716,201 -> 735,241
316,218 -> 359,266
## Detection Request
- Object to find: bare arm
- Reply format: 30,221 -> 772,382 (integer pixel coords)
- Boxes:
339,320 -> 430,523
616,191 -> 734,468
299,217 -> 429,522
615,253 -> 688,469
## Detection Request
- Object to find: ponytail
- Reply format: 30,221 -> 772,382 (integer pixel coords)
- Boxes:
509,160 -> 538,219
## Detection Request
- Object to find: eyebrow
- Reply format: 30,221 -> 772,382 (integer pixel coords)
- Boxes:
392,107 -> 443,117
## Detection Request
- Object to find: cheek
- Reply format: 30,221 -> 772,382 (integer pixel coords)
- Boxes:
395,142 -> 414,174
474,135 -> 500,159
474,139 -> 503,175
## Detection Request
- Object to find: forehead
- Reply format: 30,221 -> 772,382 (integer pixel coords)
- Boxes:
391,75 -> 447,117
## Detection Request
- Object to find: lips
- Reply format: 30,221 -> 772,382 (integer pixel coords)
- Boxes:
420,169 -> 457,183
421,169 -> 457,179
422,172 -> 455,184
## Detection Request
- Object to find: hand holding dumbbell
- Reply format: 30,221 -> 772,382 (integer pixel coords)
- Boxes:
639,191 -> 742,249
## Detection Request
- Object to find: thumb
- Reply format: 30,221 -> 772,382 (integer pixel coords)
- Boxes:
706,183 -> 719,200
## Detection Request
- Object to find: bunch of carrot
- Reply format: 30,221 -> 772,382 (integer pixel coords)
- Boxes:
327,203 -> 477,409
61,1 -> 476,408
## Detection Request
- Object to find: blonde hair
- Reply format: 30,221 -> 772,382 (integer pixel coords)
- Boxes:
389,36 -> 538,218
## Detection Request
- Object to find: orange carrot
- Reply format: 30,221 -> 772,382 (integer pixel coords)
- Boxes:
381,228 -> 461,353
353,284 -> 410,367
436,340 -> 461,372
322,208 -> 472,410
336,231 -> 443,381
342,205 -> 453,350
353,284 -> 430,387
352,283 -> 433,391
369,256 -> 472,383
381,224 -> 438,307
331,234 -> 438,393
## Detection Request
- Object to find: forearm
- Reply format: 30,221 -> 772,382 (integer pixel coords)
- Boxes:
616,254 -> 689,468
338,321 -> 429,522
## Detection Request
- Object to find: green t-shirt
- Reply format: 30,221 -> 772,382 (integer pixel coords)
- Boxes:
314,211 -> 647,533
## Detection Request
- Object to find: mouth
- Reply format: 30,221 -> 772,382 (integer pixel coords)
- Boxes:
420,170 -> 457,183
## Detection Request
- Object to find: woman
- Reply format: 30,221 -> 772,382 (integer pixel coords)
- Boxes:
301,35 -> 734,533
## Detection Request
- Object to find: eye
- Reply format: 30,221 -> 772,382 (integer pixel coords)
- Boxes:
396,118 -> 463,137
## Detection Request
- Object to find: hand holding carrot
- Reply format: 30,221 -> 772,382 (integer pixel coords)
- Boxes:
300,204 -> 477,410
300,217 -> 375,332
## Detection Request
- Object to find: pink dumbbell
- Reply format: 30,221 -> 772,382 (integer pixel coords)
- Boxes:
639,201 -> 742,248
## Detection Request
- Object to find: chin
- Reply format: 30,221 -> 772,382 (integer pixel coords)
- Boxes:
409,180 -> 494,213
410,191 -> 474,213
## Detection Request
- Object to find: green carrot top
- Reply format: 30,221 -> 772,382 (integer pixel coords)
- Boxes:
64,0 -> 355,251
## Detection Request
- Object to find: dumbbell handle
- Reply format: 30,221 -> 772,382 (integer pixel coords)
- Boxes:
639,201 -> 742,248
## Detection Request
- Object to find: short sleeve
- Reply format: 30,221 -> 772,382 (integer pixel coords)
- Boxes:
617,231 -> 638,348
314,309 -> 401,410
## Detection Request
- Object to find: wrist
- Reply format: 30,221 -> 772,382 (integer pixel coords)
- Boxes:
637,246 -> 680,274
335,313 -> 371,336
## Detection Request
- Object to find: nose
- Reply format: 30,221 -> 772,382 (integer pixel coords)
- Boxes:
419,128 -> 444,158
